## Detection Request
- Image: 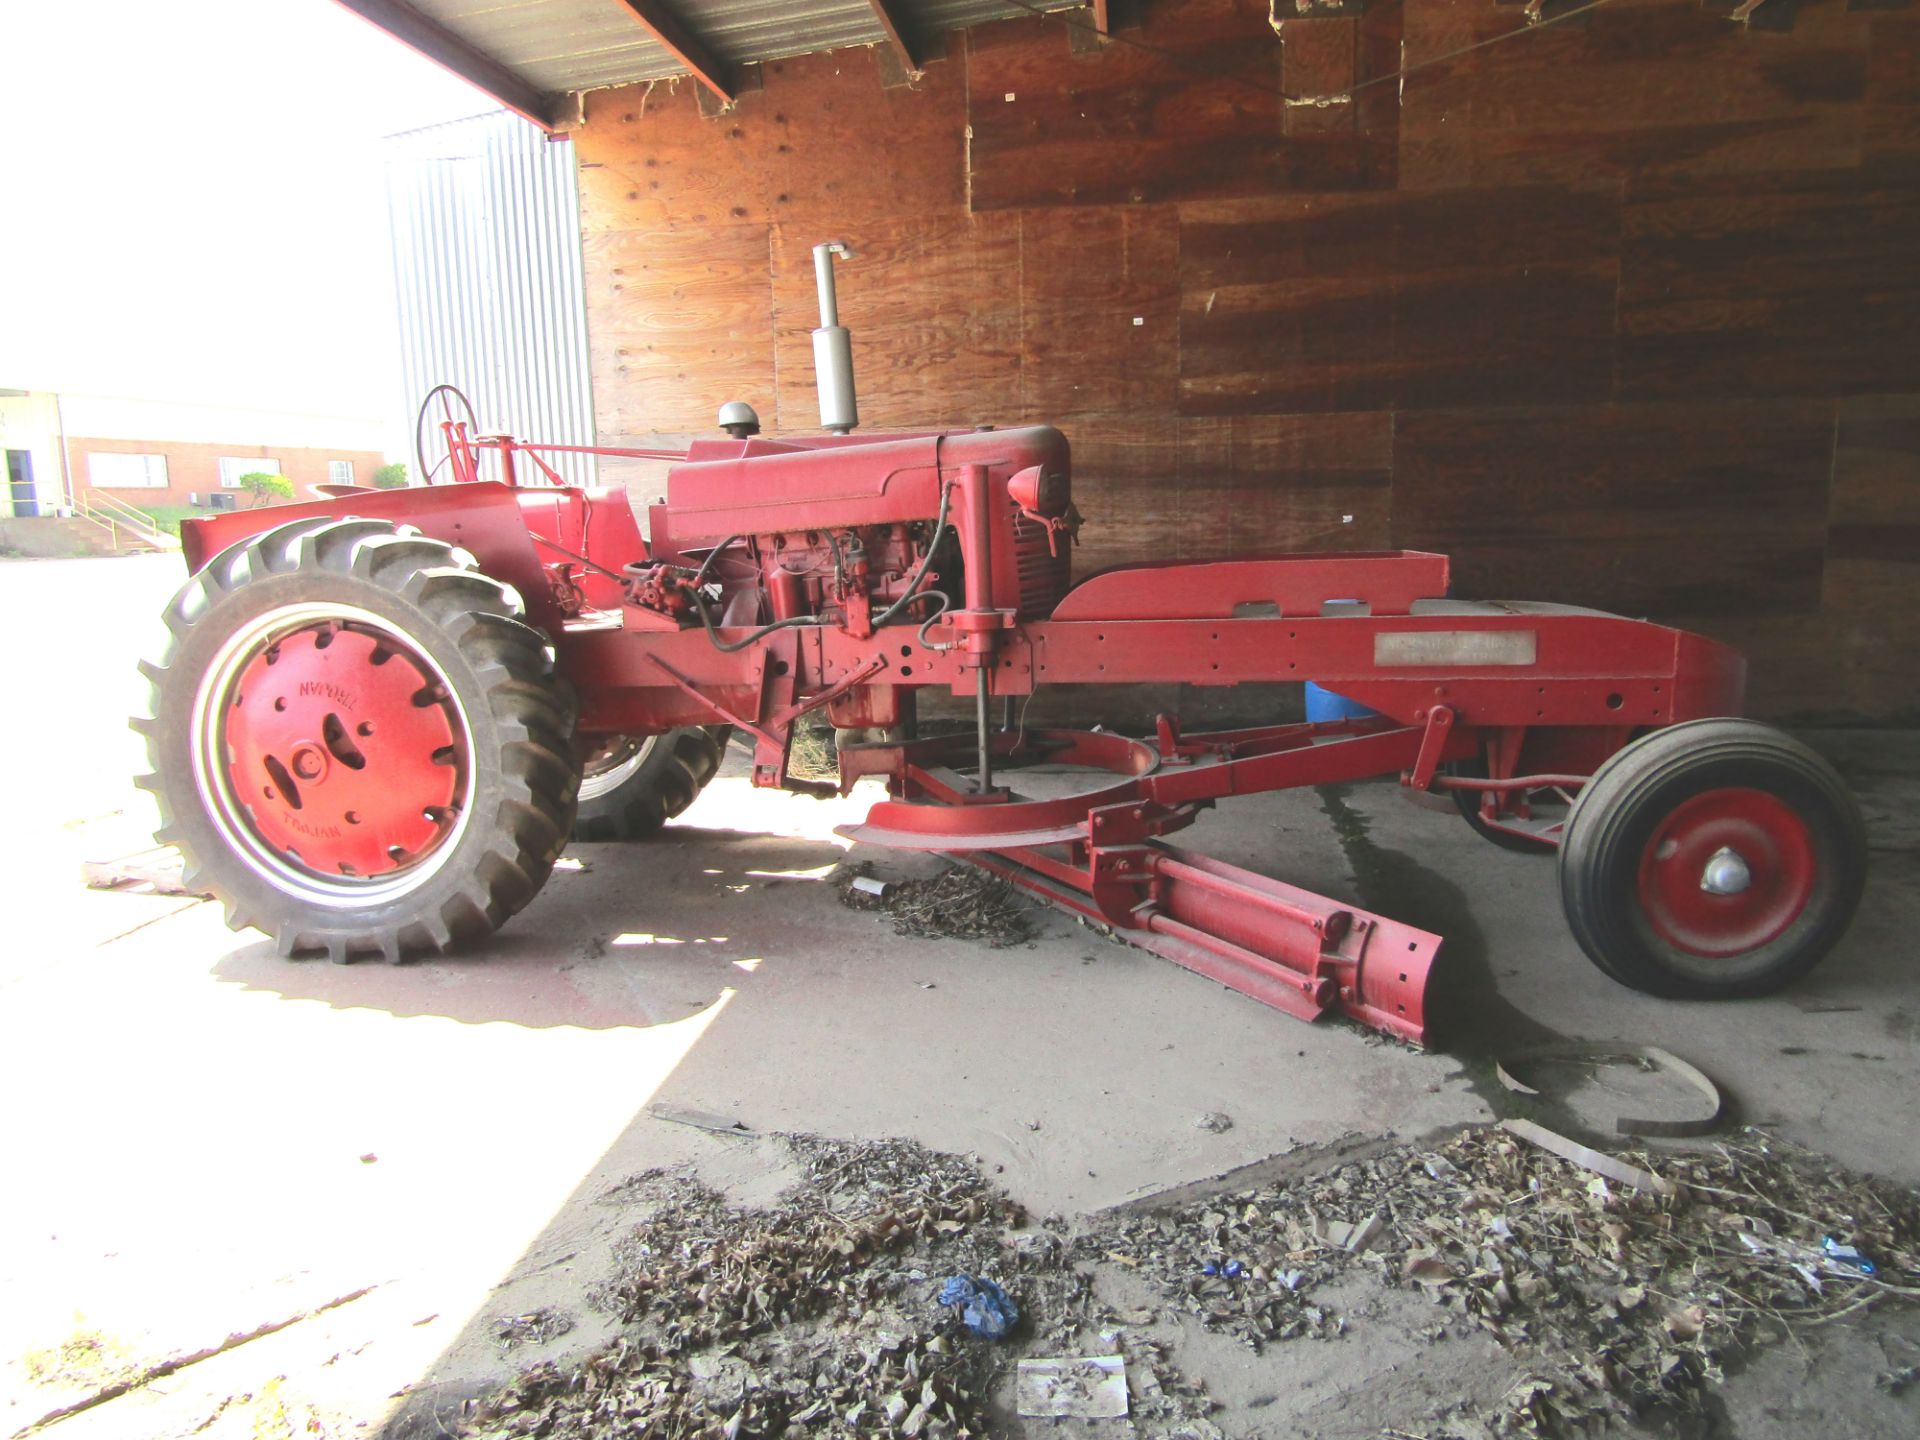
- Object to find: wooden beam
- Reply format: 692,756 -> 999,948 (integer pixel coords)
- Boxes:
618,1 -> 736,104
331,0 -> 560,131
1069,1 -> 1113,54
865,0 -> 920,74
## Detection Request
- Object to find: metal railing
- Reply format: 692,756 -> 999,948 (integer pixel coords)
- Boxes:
73,492 -> 181,552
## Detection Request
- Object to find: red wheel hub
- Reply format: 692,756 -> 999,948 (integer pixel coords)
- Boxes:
222,624 -> 465,879
1636,787 -> 1815,958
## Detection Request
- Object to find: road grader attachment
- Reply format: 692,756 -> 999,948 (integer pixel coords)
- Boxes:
135,245 -> 1867,1045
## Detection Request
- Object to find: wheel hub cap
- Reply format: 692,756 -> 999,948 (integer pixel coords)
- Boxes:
289,743 -> 330,784
1699,846 -> 1752,896
221,624 -> 464,879
1637,787 -> 1815,958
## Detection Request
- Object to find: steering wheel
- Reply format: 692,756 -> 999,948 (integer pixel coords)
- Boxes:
414,384 -> 480,486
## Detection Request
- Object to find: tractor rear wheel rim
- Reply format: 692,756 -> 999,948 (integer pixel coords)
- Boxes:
576,735 -> 655,802
1635,786 -> 1815,958
190,602 -> 475,908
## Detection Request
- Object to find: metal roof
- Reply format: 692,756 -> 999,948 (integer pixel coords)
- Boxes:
342,2 -> 1083,128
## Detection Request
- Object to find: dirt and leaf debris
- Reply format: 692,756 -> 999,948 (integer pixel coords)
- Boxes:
453,1125 -> 1917,1439
789,722 -> 840,783
1085,1125 -> 1920,1436
457,1134 -> 1207,1439
836,862 -> 1035,949
492,1307 -> 576,1351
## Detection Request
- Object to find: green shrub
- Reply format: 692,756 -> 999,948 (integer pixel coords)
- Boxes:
372,462 -> 410,489
239,472 -> 294,507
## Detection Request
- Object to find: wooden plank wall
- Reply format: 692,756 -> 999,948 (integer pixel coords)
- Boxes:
572,0 -> 1920,721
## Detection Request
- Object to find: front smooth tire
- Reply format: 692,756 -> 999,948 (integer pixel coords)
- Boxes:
1557,719 -> 1866,998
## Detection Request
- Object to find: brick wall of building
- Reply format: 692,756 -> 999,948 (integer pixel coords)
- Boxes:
71,437 -> 389,509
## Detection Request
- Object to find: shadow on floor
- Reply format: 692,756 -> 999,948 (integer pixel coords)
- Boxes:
209,829 -> 849,1029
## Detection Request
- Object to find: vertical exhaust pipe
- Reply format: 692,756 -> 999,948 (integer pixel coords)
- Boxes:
812,242 -> 858,434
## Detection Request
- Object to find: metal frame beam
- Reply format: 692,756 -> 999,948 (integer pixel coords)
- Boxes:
331,0 -> 561,132
618,1 -> 736,104
864,0 -> 921,74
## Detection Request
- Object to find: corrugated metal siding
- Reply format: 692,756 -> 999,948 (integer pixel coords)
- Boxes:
384,112 -> 598,487
410,1 -> 1082,95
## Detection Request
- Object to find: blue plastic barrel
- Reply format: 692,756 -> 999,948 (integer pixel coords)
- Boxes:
1305,681 -> 1376,723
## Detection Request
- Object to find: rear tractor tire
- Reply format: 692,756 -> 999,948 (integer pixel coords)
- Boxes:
573,727 -> 730,841
1558,719 -> 1866,999
134,516 -> 580,963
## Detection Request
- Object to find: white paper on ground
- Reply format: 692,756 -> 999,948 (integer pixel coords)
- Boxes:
1015,1355 -> 1129,1419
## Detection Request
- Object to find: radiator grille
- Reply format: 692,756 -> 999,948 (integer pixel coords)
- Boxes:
1013,509 -> 1072,618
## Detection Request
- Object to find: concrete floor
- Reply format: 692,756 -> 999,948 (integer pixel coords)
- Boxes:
1,552 -> 1916,1439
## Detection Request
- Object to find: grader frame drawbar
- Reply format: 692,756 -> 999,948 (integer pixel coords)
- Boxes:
143,244 -> 1865,1045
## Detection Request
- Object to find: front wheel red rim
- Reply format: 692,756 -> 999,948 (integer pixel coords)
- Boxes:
1635,786 -> 1816,958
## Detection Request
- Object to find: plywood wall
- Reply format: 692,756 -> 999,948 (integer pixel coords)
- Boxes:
571,0 -> 1920,721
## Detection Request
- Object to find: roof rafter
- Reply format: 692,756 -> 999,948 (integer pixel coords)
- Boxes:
331,0 -> 561,131
864,0 -> 921,74
617,1 -> 737,104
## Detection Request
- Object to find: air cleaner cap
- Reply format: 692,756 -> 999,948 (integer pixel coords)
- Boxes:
718,401 -> 761,438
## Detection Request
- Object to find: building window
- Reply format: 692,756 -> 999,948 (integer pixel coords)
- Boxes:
328,460 -> 355,485
219,456 -> 280,488
90,452 -> 169,489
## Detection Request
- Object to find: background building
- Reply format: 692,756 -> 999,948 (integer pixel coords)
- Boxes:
0,389 -> 386,517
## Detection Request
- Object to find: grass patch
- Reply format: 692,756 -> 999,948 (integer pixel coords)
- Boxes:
21,1321 -> 137,1388
128,505 -> 200,537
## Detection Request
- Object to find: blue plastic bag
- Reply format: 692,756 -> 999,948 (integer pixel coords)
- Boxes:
936,1274 -> 1019,1339
1822,1236 -> 1877,1275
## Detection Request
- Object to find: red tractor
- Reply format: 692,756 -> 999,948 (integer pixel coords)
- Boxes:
135,246 -> 1866,1045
